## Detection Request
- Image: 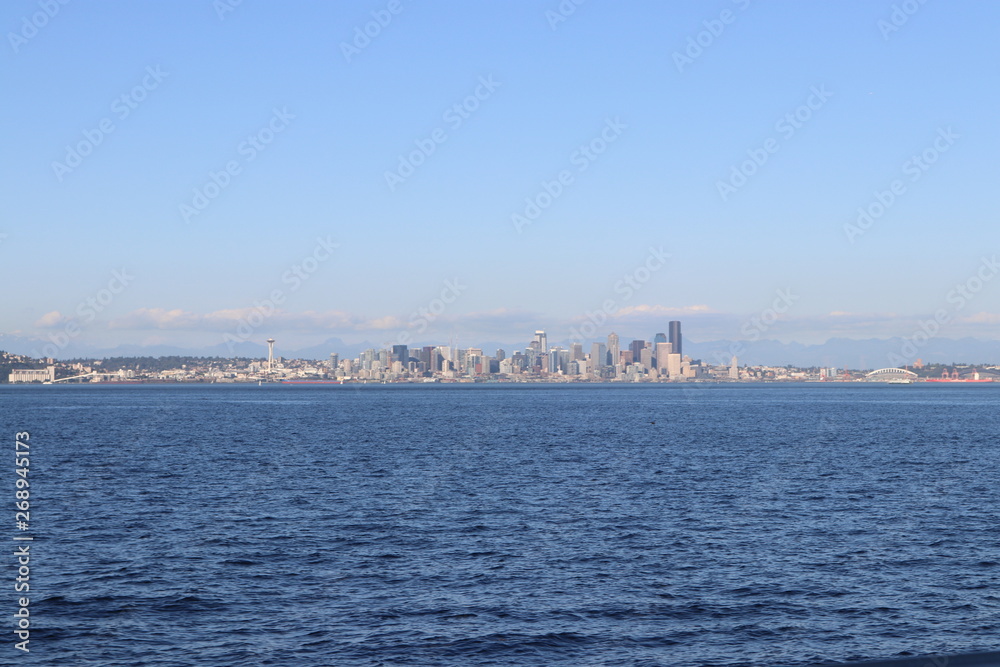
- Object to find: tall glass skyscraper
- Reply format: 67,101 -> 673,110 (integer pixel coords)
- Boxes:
668,321 -> 682,357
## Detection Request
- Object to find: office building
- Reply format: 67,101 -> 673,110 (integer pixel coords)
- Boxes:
655,342 -> 672,369
629,339 -> 646,364
534,330 -> 548,354
668,321 -> 682,356
591,342 -> 607,370
667,352 -> 682,378
607,332 -> 620,367
391,344 -> 409,365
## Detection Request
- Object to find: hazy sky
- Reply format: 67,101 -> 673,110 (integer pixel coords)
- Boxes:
3,0 -> 999,353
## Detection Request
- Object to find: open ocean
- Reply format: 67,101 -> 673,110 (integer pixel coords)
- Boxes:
4,383 -> 1000,666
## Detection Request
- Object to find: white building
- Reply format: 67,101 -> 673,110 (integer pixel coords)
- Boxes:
9,367 -> 56,383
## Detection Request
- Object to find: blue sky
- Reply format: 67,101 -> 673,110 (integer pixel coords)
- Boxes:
2,0 -> 999,355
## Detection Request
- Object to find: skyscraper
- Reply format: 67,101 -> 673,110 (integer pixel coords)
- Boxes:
629,340 -> 645,364
420,346 -> 437,370
653,332 -> 667,344
639,346 -> 653,370
655,342 -> 672,369
534,330 -> 548,354
591,342 -> 607,370
607,332 -> 620,367
668,321 -> 682,357
666,352 -> 682,378
391,344 -> 409,365
548,349 -> 563,374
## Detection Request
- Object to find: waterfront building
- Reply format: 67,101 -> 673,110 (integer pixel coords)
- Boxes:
8,367 -> 56,383
666,352 -> 682,378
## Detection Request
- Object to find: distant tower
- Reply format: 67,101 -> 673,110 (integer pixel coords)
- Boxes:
668,321 -> 682,357
266,338 -> 275,373
655,342 -> 673,370
391,344 -> 409,365
654,332 -> 667,344
591,342 -> 607,370
534,330 -> 548,355
629,339 -> 646,364
607,332 -> 620,367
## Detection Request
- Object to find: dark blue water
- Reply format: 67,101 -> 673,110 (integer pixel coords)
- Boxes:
4,384 -> 1000,666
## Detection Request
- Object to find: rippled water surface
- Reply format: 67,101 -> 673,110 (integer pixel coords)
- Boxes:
4,383 -> 1000,666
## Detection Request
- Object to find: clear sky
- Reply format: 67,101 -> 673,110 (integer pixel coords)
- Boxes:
2,0 -> 999,354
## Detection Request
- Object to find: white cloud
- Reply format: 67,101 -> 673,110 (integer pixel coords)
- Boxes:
34,311 -> 68,328
612,304 -> 714,318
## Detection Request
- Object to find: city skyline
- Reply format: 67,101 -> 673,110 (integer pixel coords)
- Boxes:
10,314 -> 1000,372
8,316 -> 1000,383
3,2 -> 999,354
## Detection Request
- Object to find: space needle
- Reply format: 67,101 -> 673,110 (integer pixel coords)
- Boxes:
266,338 -> 275,374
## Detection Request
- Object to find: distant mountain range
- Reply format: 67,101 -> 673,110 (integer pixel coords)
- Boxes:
685,337 -> 1000,369
3,333 -> 1000,369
